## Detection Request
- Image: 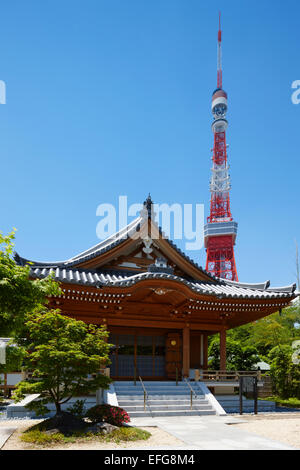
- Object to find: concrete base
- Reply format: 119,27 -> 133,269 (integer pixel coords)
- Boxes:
6,394 -> 98,419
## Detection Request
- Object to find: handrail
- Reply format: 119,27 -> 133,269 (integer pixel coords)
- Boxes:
132,364 -> 151,414
139,376 -> 149,413
184,377 -> 198,410
184,377 -> 198,397
139,376 -> 148,399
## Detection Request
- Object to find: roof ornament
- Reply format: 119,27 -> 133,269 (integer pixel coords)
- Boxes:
148,257 -> 174,274
142,236 -> 153,254
140,193 -> 154,220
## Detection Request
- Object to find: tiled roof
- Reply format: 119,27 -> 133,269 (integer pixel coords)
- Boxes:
14,198 -> 297,302
15,217 -> 143,269
29,266 -> 296,300
15,213 -> 216,280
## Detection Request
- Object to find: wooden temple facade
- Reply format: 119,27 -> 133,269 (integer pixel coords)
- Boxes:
16,197 -> 297,380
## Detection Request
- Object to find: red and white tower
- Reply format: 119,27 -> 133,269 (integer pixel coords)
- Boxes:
204,14 -> 238,281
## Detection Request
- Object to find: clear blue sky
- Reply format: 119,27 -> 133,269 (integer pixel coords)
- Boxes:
0,0 -> 299,287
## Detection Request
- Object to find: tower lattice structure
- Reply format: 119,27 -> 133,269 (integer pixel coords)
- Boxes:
204,14 -> 238,281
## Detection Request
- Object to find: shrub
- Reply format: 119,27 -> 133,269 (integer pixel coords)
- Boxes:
86,404 -> 130,426
67,399 -> 87,418
110,427 -> 150,442
269,345 -> 300,399
21,426 -> 150,446
21,430 -> 67,445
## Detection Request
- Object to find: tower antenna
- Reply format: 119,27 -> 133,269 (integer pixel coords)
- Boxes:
204,13 -> 238,281
217,11 -> 222,89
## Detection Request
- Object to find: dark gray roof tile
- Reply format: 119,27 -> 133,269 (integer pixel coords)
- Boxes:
29,266 -> 297,301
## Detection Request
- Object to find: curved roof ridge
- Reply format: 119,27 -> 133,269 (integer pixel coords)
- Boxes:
14,216 -> 144,269
67,216 -> 143,264
266,283 -> 297,294
221,279 -> 271,291
155,225 -> 217,282
14,252 -> 67,268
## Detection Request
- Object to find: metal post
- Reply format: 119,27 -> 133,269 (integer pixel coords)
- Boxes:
144,390 -> 146,412
239,376 -> 243,415
4,373 -> 7,398
190,390 -> 193,410
134,366 -> 136,386
254,376 -> 258,415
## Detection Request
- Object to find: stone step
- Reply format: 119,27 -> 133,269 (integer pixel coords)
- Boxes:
120,404 -> 213,412
114,381 -> 187,385
117,393 -> 204,400
115,386 -> 190,392
118,399 -> 208,406
128,410 -> 216,417
115,390 -> 197,397
113,380 -> 215,417
116,384 -> 189,387
114,388 -> 200,393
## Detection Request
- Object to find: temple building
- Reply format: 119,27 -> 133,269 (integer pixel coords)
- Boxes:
15,196 -> 297,381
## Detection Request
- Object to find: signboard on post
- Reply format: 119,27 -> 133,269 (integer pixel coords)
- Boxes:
239,375 -> 258,415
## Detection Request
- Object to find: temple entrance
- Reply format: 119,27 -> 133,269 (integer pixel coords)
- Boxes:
109,331 -> 166,379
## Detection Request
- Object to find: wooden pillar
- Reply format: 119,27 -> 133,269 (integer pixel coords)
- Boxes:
200,334 -> 204,366
220,329 -> 227,371
203,334 -> 208,370
182,326 -> 190,377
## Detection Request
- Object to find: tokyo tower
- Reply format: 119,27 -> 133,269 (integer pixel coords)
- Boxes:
204,13 -> 238,281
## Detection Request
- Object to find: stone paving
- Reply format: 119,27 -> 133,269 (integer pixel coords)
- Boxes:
130,415 -> 294,450
0,427 -> 17,449
0,414 -> 295,451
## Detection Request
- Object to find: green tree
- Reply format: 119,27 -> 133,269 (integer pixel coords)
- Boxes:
0,230 -> 60,335
0,344 -> 25,374
221,305 -> 300,358
268,345 -> 300,399
13,310 -> 112,415
208,336 -> 260,371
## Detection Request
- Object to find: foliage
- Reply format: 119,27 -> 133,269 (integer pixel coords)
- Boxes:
225,306 -> 300,357
0,344 -> 25,374
260,396 -> 300,408
86,404 -> 130,426
21,424 -> 150,447
0,230 -> 61,336
208,336 -> 260,370
268,345 -> 300,399
111,427 -> 150,442
67,400 -> 87,418
21,429 -> 69,445
13,310 -> 112,415
274,397 -> 300,408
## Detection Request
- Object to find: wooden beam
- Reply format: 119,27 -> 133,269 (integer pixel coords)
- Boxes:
63,313 -> 224,331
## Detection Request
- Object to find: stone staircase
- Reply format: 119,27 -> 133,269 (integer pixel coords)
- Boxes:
113,381 -> 216,418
